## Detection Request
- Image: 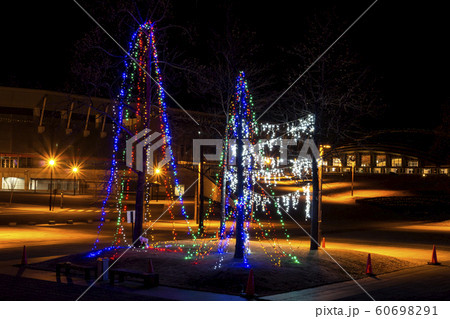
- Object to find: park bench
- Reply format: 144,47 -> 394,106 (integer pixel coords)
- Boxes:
109,268 -> 159,288
56,262 -> 97,280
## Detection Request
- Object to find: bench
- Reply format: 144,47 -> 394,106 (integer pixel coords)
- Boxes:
56,262 -> 97,280
109,269 -> 159,288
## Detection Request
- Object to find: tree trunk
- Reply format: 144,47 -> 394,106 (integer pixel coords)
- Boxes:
198,147 -> 205,234
234,101 -> 245,259
310,108 -> 320,250
310,156 -> 319,250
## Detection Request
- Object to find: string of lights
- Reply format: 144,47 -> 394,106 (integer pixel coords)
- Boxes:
92,22 -> 315,268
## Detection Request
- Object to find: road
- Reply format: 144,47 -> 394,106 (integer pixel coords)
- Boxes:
1,185 -> 449,263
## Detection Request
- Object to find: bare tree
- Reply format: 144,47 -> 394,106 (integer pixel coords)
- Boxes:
3,173 -> 20,206
270,11 -> 384,145
264,10 -> 384,250
184,13 -> 278,120
69,0 -> 189,101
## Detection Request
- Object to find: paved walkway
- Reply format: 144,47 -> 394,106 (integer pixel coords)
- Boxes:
2,258 -> 449,301
0,258 -> 245,301
261,264 -> 450,301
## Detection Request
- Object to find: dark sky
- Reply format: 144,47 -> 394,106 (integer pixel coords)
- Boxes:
1,1 -> 449,130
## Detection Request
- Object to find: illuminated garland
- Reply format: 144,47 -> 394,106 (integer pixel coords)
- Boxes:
93,20 -> 197,255
92,22 -> 315,268
195,74 -> 314,267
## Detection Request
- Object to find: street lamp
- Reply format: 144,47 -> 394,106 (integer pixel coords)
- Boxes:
153,167 -> 161,201
48,159 -> 56,211
72,167 -> 79,196
351,161 -> 356,197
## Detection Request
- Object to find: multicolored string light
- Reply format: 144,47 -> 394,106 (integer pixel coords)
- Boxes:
92,20 -> 197,254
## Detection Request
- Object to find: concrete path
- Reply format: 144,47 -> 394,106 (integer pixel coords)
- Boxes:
262,264 -> 450,301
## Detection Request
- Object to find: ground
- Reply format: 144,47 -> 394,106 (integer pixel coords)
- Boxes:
0,174 -> 449,300
28,239 -> 418,296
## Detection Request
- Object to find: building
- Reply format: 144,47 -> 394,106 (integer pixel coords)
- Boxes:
2,86 -> 447,195
322,140 -> 449,176
0,86 -> 223,194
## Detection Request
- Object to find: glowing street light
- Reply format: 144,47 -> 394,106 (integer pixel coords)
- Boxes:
152,167 -> 162,202
72,166 -> 79,195
48,158 -> 56,211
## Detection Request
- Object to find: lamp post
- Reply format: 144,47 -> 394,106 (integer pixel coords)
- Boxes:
154,168 -> 161,202
48,159 -> 55,211
351,161 -> 355,197
72,167 -> 78,196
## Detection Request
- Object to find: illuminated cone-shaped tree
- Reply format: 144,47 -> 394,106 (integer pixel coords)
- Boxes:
93,20 -> 190,249
224,71 -> 258,259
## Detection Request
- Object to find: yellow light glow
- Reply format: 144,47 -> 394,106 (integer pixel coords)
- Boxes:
48,159 -> 55,166
155,168 -> 161,174
265,158 -> 271,164
72,167 -> 78,173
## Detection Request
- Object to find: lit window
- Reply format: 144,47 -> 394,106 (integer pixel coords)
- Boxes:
361,155 -> 370,167
332,158 -> 341,166
376,155 -> 386,167
408,160 -> 419,167
391,158 -> 402,167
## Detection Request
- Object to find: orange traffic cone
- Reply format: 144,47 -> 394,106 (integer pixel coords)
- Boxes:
21,245 -> 27,266
245,269 -> 255,298
148,258 -> 154,273
365,253 -> 374,276
321,237 -> 326,248
428,245 -> 441,265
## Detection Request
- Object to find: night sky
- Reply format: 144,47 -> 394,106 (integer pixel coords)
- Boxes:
1,1 -> 449,130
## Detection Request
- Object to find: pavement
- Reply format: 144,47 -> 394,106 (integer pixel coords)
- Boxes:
0,199 -> 195,226
0,257 -> 246,301
261,264 -> 450,301
0,178 -> 449,301
1,255 -> 449,301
